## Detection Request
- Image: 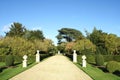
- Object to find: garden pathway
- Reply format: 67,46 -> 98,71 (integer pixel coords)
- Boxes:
10,55 -> 92,80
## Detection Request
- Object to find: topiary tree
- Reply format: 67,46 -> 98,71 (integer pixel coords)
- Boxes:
5,54 -> 14,67
106,61 -> 120,73
95,54 -> 104,66
5,48 -> 14,67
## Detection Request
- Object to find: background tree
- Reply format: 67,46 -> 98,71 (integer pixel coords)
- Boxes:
6,22 -> 26,37
73,39 -> 96,54
57,42 -> 66,53
105,34 -> 118,55
23,30 -> 44,40
65,42 -> 75,54
56,28 -> 84,44
87,27 -> 108,55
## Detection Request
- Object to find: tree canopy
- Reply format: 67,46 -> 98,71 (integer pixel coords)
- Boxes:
6,22 -> 26,37
56,28 -> 84,44
23,30 -> 44,40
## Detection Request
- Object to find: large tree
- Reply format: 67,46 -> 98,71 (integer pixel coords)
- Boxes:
6,22 -> 26,37
56,28 -> 84,44
23,30 -> 45,40
105,34 -> 118,55
72,39 -> 96,54
88,27 -> 107,48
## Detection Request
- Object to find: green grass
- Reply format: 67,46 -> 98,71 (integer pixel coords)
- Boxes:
75,63 -> 120,80
0,62 -> 5,67
0,62 -> 37,80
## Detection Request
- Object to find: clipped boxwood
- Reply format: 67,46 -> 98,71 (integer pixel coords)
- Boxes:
5,54 -> 14,67
95,54 -> 104,66
106,61 -> 120,73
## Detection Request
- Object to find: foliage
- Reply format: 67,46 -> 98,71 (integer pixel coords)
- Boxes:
77,55 -> 82,63
105,34 -> 118,54
56,28 -> 83,43
23,30 -> 44,40
5,54 -> 14,67
6,22 -> 26,37
113,55 -> 120,62
73,39 -> 96,54
57,42 -> 66,53
106,61 -> 120,73
65,42 -> 75,54
88,27 -> 120,55
86,55 -> 95,64
0,56 -> 6,62
103,55 -> 114,62
88,27 -> 107,47
0,37 -> 54,56
95,54 -> 104,66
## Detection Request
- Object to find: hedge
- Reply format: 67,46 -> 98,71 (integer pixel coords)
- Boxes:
0,53 -> 52,63
66,54 -> 120,64
106,61 -> 120,73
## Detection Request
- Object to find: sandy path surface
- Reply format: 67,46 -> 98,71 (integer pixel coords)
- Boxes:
10,55 -> 92,80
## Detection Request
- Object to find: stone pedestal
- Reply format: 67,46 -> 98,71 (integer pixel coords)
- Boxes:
58,51 -> 60,54
23,55 -> 28,68
73,50 -> 77,63
36,50 -> 40,63
82,55 -> 86,67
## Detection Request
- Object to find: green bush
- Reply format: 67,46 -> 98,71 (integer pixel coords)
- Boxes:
14,55 -> 22,63
5,54 -> 14,67
77,55 -> 82,63
106,61 -> 120,73
103,55 -> 113,62
113,55 -> 120,62
0,56 -> 6,62
95,54 -> 104,66
86,55 -> 95,64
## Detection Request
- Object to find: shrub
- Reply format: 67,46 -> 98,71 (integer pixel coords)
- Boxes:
106,61 -> 120,73
5,54 -> 14,67
0,56 -> 6,62
95,54 -> 104,66
14,55 -> 22,63
103,55 -> 113,62
77,55 -> 82,64
113,55 -> 120,62
86,55 -> 95,64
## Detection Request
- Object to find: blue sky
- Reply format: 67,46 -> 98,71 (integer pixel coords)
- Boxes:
0,0 -> 120,45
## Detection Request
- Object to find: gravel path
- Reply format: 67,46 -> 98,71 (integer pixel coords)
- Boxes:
10,55 -> 93,80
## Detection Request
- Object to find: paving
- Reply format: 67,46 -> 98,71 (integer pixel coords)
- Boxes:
10,55 -> 93,80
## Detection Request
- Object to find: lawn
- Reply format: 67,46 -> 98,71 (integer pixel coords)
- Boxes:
0,62 -> 37,80
75,63 -> 120,80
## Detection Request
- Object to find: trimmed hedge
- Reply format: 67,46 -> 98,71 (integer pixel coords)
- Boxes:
106,61 -> 120,73
103,55 -> 120,62
95,54 -> 104,66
